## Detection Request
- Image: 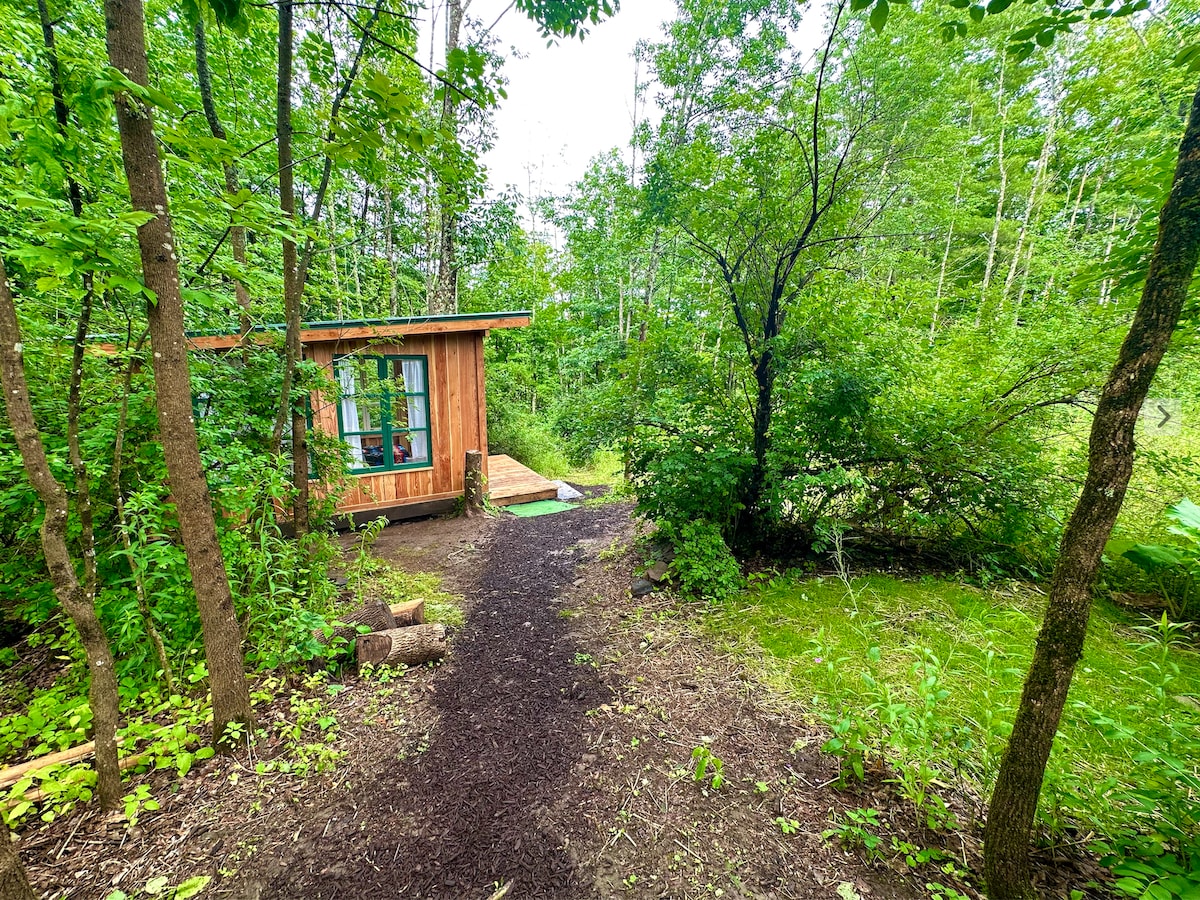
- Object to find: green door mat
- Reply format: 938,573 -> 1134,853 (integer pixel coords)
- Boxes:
505,499 -> 577,517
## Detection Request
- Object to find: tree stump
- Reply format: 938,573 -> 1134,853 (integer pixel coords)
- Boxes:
464,449 -> 484,517
356,624 -> 447,668
315,601 -> 396,650
389,599 -> 425,626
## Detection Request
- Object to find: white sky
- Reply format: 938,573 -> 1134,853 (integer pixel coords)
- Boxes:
420,0 -> 677,202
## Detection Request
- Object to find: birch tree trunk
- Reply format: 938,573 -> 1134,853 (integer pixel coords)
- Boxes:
103,0 -> 253,748
1002,108 -> 1056,308
1098,208 -> 1122,305
977,59 -> 1009,328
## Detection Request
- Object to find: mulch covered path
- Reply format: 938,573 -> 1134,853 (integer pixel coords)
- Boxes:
16,501 -> 943,899
262,507 -> 615,899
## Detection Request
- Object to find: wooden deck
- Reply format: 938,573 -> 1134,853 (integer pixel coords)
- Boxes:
487,454 -> 559,506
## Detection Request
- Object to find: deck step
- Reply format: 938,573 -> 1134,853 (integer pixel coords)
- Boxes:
487,454 -> 559,506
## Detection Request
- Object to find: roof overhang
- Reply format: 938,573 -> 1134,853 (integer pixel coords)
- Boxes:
93,311 -> 532,353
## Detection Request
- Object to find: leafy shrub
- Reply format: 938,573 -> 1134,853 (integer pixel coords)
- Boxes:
662,520 -> 744,602
1122,498 -> 1200,620
632,437 -> 752,536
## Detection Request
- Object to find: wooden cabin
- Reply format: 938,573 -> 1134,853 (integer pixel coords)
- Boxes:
186,312 -> 558,522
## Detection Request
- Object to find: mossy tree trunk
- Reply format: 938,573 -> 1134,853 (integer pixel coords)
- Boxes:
983,76 -> 1200,898
0,260 -> 122,810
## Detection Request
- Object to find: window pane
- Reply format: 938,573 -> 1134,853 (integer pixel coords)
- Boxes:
389,429 -> 430,465
349,434 -> 385,469
343,397 -> 383,433
391,358 -> 425,394
337,355 -> 432,472
336,357 -> 383,396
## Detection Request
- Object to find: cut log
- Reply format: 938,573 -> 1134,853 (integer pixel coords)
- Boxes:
388,599 -> 425,626
356,624 -> 447,668
314,601 -> 396,649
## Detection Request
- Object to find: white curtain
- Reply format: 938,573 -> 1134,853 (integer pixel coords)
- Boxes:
337,362 -> 364,465
402,359 -> 429,461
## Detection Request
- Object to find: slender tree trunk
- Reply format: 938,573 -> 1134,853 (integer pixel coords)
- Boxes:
430,0 -> 465,315
1098,208 -> 1122,305
194,17 -> 250,336
31,0 -> 123,809
0,817 -> 35,900
350,191 -> 364,313
0,262 -> 121,811
617,275 -> 625,341
329,201 -> 344,319
37,0 -> 103,647
1003,108 -> 1056,306
1013,229 -> 1038,327
103,0 -> 253,748
711,293 -> 725,373
423,177 -> 438,306
978,55 -> 1008,327
933,139 -> 967,342
386,188 -> 400,315
638,229 -> 662,342
1067,165 -> 1090,235
984,78 -> 1200,899
931,222 -> 953,341
272,0 -> 309,537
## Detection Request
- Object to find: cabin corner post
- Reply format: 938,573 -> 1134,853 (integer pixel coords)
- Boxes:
464,449 -> 484,516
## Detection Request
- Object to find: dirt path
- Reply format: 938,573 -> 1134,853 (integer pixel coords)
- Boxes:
260,502 -> 925,900
262,507 -> 616,899
18,501 -> 931,899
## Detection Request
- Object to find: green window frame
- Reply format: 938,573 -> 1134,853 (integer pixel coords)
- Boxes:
334,354 -> 432,473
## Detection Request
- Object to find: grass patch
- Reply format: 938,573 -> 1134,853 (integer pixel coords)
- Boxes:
355,565 -> 465,629
564,448 -> 626,487
709,573 -> 1200,862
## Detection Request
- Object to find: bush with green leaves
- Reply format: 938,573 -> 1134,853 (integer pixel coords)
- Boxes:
1122,498 -> 1200,621
660,519 -> 744,602
631,429 -> 752,538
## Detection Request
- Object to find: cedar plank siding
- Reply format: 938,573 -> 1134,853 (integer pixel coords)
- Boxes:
307,331 -> 489,512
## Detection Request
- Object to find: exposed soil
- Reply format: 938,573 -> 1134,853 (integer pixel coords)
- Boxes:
14,500 -> 1007,899
261,506 -> 615,898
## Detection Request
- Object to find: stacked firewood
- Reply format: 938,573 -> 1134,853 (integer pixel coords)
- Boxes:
315,598 -> 448,668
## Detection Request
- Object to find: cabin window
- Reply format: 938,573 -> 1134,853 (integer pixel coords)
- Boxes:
335,354 -> 431,472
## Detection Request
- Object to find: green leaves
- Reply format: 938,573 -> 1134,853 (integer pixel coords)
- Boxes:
94,67 -> 181,115
869,0 -> 890,33
1168,499 -> 1200,534
514,0 -> 617,39
1175,45 -> 1200,73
